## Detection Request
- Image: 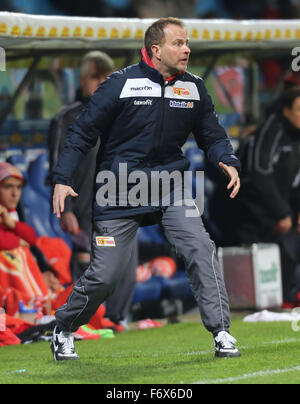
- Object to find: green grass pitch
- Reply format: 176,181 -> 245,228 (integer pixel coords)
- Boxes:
1,317 -> 300,384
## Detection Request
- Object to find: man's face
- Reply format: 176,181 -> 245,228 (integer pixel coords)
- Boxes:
154,24 -> 191,75
284,97 -> 300,130
0,177 -> 23,210
80,62 -> 108,98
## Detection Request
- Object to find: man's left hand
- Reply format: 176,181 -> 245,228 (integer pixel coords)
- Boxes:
219,162 -> 240,199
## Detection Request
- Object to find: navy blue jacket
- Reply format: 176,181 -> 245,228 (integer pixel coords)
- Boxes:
53,56 -> 240,221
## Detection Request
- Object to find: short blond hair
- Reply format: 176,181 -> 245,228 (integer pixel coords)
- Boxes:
144,17 -> 185,59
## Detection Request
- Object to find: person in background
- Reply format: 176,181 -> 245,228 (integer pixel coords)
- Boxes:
265,71 -> 300,117
215,86 -> 300,305
0,163 -> 35,250
0,162 -> 60,294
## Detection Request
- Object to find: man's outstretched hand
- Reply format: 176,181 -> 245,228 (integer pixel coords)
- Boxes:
53,184 -> 78,218
219,162 -> 240,199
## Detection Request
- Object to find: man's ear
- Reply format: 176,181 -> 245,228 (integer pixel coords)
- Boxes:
151,44 -> 161,61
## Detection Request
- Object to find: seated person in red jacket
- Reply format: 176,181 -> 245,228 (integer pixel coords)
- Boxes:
0,163 -> 36,249
0,162 -> 60,291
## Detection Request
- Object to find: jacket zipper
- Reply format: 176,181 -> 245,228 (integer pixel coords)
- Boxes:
154,80 -> 168,159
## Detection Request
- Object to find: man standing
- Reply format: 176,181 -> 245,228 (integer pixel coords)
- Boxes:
51,18 -> 241,361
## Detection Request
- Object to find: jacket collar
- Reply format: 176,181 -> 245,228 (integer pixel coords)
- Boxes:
140,47 -> 185,84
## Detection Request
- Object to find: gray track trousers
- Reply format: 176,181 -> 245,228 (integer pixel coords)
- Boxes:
55,205 -> 231,335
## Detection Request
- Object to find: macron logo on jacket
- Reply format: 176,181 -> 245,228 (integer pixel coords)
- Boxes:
120,78 -> 161,98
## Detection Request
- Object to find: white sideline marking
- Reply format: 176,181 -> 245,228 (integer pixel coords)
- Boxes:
107,337 -> 299,359
184,337 -> 299,358
193,366 -> 300,384
240,337 -> 299,350
263,337 -> 298,345
192,338 -> 300,384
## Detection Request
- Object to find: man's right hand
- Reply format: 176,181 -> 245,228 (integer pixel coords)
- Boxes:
53,184 -> 78,218
274,216 -> 293,234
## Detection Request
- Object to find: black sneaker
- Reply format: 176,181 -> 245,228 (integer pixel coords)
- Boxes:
51,326 -> 80,361
214,331 -> 241,358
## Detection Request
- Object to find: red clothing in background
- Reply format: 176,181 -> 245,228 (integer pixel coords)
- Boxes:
0,221 -> 37,250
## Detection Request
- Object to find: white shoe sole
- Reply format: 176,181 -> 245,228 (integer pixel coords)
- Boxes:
50,341 -> 80,361
215,350 -> 241,358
